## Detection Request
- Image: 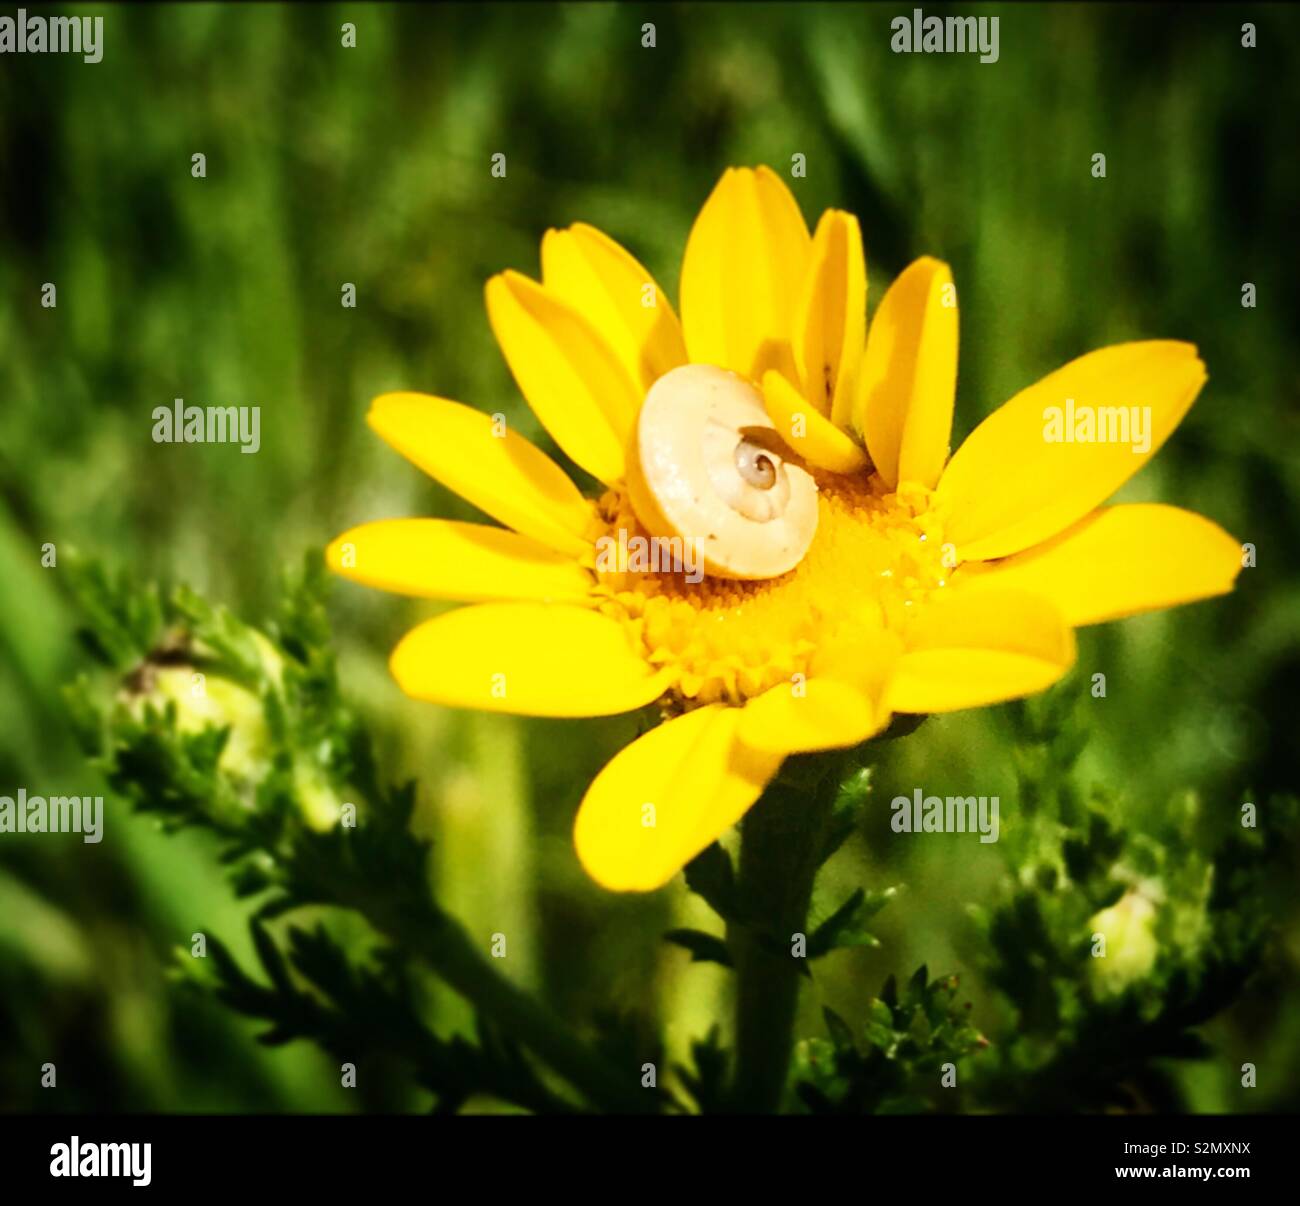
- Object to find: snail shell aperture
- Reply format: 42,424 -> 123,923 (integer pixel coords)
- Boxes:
625,365 -> 819,580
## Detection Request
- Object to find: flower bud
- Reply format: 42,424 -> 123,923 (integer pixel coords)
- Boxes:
1088,889 -> 1158,992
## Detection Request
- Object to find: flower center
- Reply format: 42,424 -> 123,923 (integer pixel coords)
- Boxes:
591,471 -> 951,706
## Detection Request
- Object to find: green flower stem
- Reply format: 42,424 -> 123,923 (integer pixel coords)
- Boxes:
728,757 -> 840,1113
350,888 -> 655,1115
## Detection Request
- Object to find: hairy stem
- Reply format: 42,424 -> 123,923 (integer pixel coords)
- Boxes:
728,759 -> 839,1112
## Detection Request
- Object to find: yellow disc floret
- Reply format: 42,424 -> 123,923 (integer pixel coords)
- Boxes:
591,472 -> 951,706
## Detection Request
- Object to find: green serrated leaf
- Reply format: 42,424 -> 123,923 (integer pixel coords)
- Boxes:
822,1006 -> 855,1051
806,884 -> 895,958
683,843 -> 739,921
250,921 -> 294,995
662,928 -> 733,968
820,765 -> 873,862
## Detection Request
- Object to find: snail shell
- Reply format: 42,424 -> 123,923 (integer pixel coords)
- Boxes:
625,365 -> 819,580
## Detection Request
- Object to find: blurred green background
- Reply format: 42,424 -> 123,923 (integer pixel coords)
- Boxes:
1,2 -> 1297,1112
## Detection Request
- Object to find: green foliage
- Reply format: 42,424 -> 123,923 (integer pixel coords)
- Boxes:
756,678 -> 1298,1116
185,921 -> 569,1114
683,841 -> 740,922
65,560 -> 166,672
63,556 -> 654,1115
795,970 -> 986,1114
967,687 -> 1299,1113
675,1027 -> 731,1115
663,928 -> 734,969
820,765 -> 874,863
66,554 -> 346,860
805,886 -> 895,958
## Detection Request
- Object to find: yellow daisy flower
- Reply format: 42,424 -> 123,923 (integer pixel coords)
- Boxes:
327,166 -> 1242,893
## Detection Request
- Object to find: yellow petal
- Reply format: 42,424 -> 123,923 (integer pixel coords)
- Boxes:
809,621 -> 904,699
390,603 -> 671,717
574,706 -> 782,892
541,223 -> 688,394
737,678 -> 884,755
680,166 -> 811,382
326,519 -> 594,603
888,589 -> 1076,713
854,256 -> 958,489
950,504 -> 1242,626
938,342 -> 1207,561
739,622 -> 900,754
486,271 -> 641,486
368,392 -> 594,558
793,209 -> 866,427
762,370 -> 868,475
